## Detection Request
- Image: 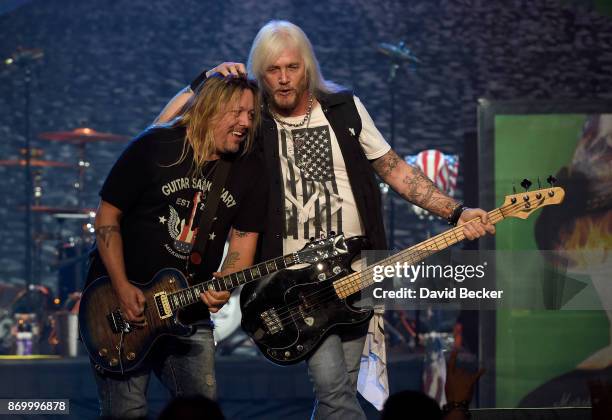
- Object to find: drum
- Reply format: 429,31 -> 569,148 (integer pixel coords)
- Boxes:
0,310 -> 13,354
56,239 -> 91,303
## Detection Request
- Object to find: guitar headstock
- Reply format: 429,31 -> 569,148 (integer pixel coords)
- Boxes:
296,232 -> 348,263
502,186 -> 565,219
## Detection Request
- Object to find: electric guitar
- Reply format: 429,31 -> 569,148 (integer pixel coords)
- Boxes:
240,187 -> 565,365
78,234 -> 347,373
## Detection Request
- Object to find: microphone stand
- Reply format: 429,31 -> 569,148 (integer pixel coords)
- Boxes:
387,63 -> 398,249
379,42 -> 418,249
24,65 -> 33,294
7,51 -> 41,298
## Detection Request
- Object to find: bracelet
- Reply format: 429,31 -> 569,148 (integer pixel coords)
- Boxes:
448,203 -> 468,226
189,69 -> 208,92
442,400 -> 471,418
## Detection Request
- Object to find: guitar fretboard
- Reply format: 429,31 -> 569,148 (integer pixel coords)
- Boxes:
333,208 -> 507,299
166,254 -> 296,311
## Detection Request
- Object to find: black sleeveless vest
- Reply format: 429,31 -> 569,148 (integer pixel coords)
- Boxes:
258,90 -> 387,260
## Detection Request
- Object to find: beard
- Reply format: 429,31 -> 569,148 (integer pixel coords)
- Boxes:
272,90 -> 298,111
266,79 -> 309,116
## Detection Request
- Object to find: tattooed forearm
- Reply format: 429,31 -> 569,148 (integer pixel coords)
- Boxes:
234,230 -> 251,238
401,165 -> 457,217
221,251 -> 240,271
95,225 -> 121,248
371,150 -> 457,218
372,150 -> 403,179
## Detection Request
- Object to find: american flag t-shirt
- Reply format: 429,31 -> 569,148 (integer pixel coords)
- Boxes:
279,124 -> 343,243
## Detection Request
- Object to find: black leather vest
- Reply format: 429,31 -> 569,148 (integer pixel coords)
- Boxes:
258,90 -> 387,260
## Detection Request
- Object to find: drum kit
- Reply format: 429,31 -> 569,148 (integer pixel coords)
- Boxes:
0,40 -> 425,359
0,127 -> 129,356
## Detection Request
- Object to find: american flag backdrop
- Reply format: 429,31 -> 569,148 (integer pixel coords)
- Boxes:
279,125 -> 343,240
405,149 -> 459,196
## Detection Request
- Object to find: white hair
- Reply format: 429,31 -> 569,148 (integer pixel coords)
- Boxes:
247,20 -> 343,98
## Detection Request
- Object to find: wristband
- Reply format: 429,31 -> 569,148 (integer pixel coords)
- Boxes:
448,203 -> 468,226
189,70 -> 208,92
442,400 -> 471,418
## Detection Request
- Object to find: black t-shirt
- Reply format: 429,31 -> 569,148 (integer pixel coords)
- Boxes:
98,125 -> 267,289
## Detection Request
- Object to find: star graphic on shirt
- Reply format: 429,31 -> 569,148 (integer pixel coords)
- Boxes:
158,216 -> 167,224
209,232 -> 216,240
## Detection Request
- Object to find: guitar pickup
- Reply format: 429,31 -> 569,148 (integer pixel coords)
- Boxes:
261,309 -> 283,335
154,292 -> 173,319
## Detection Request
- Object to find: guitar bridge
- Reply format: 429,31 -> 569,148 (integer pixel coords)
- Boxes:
107,309 -> 131,333
154,292 -> 173,319
261,309 -> 283,335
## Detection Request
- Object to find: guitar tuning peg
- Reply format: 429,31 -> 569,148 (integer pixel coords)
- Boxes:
535,177 -> 542,199
512,181 -> 517,195
520,178 -> 532,191
309,237 -> 315,242
546,175 -> 557,186
329,231 -> 336,236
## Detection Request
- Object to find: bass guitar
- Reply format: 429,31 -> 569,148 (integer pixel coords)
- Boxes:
240,187 -> 565,365
79,234 -> 347,373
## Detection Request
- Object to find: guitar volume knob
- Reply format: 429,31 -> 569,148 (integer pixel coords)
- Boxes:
98,348 -> 108,358
127,352 -> 136,361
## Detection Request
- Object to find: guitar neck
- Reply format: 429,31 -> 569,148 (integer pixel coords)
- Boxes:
167,254 -> 298,311
334,207 -> 507,299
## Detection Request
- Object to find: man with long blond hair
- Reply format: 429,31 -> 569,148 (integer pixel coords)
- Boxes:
158,21 -> 494,419
89,74 -> 266,418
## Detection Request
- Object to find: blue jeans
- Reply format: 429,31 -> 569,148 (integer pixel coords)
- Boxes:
306,325 -> 368,420
91,328 -> 216,419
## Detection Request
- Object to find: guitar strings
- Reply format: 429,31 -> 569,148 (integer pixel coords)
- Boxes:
263,211 -> 505,328
165,253 -> 297,306
260,198 -> 529,329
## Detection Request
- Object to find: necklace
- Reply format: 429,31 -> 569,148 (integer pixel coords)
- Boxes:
271,93 -> 314,128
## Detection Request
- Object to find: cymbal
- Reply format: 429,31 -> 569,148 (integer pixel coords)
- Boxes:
377,41 -> 421,63
38,128 -> 130,143
0,159 -> 75,168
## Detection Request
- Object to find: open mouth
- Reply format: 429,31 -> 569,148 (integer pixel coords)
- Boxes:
277,89 -> 294,97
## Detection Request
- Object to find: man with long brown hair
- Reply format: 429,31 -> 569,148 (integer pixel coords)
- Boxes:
89,74 -> 266,418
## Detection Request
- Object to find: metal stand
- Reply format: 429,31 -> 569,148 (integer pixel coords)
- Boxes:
5,48 -> 44,295
377,41 -> 420,249
23,65 -> 33,291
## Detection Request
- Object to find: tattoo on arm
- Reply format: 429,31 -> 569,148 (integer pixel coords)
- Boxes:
372,150 -> 457,218
234,230 -> 251,238
372,150 -> 402,179
400,166 -> 456,217
95,225 -> 121,249
221,251 -> 240,271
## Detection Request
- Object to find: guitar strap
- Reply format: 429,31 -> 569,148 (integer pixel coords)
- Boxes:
186,157 -> 232,278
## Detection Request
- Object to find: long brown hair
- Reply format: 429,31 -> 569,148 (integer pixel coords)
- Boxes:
173,74 -> 260,176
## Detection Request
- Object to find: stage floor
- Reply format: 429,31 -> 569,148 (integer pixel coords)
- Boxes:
0,354 -> 422,419
0,354 -> 593,419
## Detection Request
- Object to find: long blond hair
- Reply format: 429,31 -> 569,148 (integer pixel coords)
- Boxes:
247,20 -> 342,100
173,75 -> 260,176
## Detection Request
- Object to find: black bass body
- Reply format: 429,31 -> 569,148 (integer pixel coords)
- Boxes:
240,236 -> 373,365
